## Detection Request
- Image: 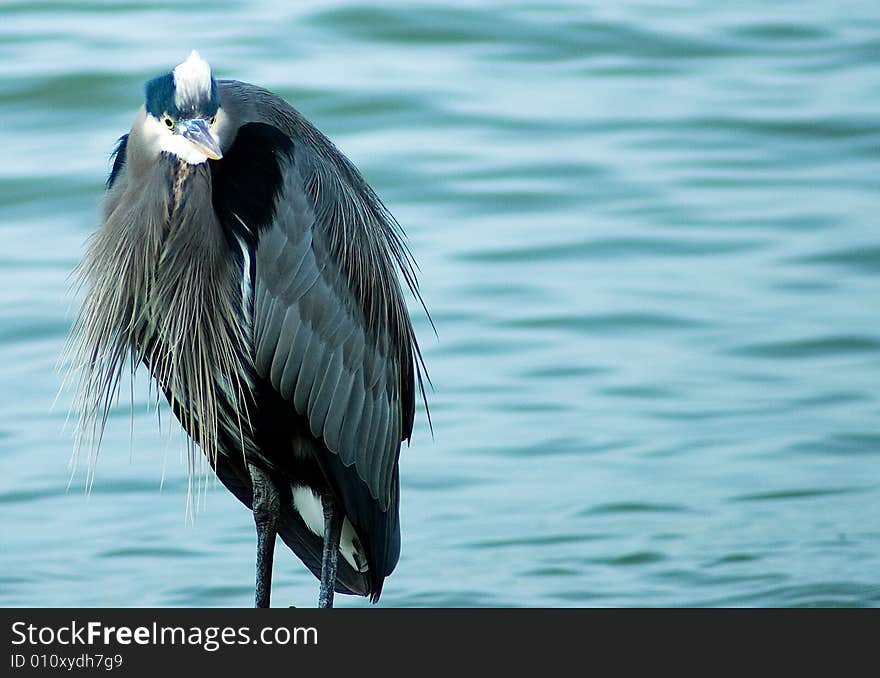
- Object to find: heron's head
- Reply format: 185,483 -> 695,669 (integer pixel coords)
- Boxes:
141,51 -> 223,165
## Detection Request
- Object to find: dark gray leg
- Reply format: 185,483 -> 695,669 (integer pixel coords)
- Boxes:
318,492 -> 343,608
249,463 -> 280,608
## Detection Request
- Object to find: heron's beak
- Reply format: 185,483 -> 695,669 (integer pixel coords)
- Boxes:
178,119 -> 223,160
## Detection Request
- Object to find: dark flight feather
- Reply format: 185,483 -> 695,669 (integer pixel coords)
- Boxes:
209,82 -> 429,597
107,135 -> 128,189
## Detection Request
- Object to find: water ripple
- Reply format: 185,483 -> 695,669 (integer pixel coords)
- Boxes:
579,502 -> 691,517
1,0 -> 878,608
731,336 -> 880,359
729,487 -> 862,503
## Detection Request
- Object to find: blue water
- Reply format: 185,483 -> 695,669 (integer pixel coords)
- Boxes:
1,1 -> 879,607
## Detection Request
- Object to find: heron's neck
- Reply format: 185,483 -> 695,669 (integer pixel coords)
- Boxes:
167,158 -> 196,224
69,156 -> 254,477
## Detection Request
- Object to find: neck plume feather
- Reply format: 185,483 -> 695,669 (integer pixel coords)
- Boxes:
63,160 -> 252,498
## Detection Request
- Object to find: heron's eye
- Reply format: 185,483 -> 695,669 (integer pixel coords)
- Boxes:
163,116 -> 174,130
209,115 -> 217,126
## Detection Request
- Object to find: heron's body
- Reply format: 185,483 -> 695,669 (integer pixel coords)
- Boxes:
68,54 -> 426,605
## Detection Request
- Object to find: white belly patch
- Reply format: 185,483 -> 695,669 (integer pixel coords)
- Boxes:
291,485 -> 369,573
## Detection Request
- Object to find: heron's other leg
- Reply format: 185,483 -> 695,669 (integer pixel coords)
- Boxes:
249,463 -> 280,608
318,492 -> 343,608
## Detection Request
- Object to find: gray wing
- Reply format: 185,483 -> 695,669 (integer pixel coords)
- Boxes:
252,161 -> 409,510
220,80 -> 425,513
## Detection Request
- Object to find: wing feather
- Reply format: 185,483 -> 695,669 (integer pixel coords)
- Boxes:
250,157 -> 410,509
213,81 -> 428,589
269,306 -> 297,388
292,327 -> 321,414
278,321 -> 309,397
323,366 -> 355,453
309,347 -> 344,437
255,293 -> 283,375
339,371 -> 366,456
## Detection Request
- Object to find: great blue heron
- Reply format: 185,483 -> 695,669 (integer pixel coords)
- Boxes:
66,51 -> 428,608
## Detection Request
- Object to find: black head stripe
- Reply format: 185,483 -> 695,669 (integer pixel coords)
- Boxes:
144,73 -> 175,118
144,72 -> 219,120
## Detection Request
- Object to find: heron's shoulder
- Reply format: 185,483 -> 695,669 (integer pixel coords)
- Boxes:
217,79 -> 308,140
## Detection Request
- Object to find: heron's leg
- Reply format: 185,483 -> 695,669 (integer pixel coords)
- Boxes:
249,463 -> 280,608
318,492 -> 343,608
